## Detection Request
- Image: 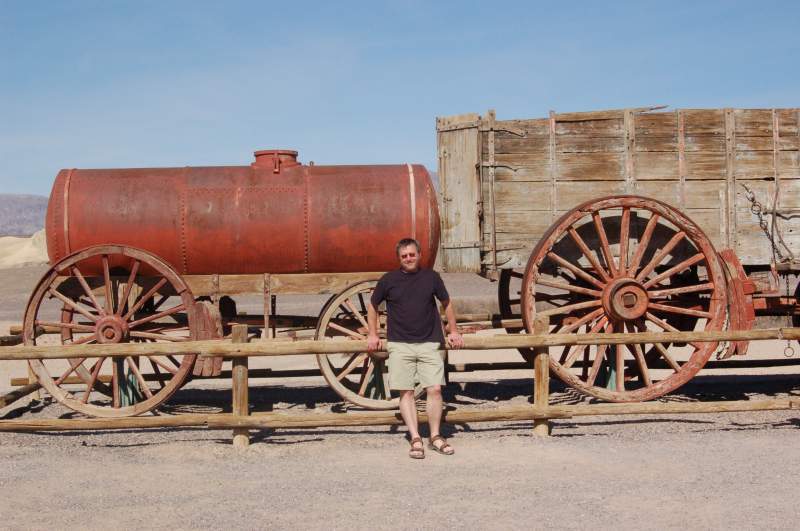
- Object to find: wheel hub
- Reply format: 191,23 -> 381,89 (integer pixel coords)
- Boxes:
95,316 -> 129,344
602,278 -> 649,322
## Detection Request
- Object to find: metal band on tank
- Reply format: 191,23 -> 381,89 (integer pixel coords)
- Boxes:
407,164 -> 416,240
63,169 -> 75,255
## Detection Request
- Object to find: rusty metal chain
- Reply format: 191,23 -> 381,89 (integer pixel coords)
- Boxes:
740,183 -> 795,263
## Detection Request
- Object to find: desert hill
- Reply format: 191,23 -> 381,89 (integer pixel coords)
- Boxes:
0,194 -> 47,237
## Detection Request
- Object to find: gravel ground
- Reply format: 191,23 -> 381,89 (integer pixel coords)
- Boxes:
2,266 -> 800,530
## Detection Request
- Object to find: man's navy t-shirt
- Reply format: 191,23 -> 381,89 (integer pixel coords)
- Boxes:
371,268 -> 449,343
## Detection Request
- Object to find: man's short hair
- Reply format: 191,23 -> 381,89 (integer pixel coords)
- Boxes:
396,238 -> 421,256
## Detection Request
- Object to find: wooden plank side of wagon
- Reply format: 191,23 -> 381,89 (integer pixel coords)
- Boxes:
472,106 -> 800,274
733,109 -> 800,265
436,113 -> 483,273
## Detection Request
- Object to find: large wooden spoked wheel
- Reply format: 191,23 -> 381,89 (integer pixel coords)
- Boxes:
315,280 -> 424,410
23,245 -> 198,417
521,195 -> 728,402
498,269 -> 535,364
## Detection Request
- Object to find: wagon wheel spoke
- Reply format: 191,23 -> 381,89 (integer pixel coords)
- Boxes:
81,357 -> 107,403
592,211 -> 618,277
328,321 -> 366,340
645,311 -> 702,350
35,320 -> 95,333
643,253 -> 706,289
48,288 -> 99,323
653,339 -> 682,372
619,207 -> 630,273
648,282 -> 714,298
563,316 -> 608,369
648,302 -> 711,319
148,355 -> 179,375
70,265 -> 105,316
116,259 -> 141,316
342,299 -> 370,331
536,278 -> 602,297
567,227 -> 612,282
627,321 -> 652,386
614,323 -> 625,391
122,278 -> 168,321
129,331 -> 190,342
100,255 -> 114,314
558,307 -> 605,335
538,299 -> 602,318
635,231 -> 686,283
125,356 -> 154,399
586,321 -> 612,387
627,213 -> 660,276
546,251 -> 605,290
336,353 -> 366,381
54,357 -> 89,386
111,358 -> 121,408
128,303 -> 186,329
357,358 -> 374,397
70,334 -> 97,346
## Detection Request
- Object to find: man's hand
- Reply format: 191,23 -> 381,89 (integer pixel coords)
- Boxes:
446,331 -> 464,349
367,333 -> 382,352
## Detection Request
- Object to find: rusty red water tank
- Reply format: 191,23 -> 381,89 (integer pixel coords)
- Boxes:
45,150 -> 440,274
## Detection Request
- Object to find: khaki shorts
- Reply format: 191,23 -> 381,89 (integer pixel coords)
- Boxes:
387,341 -> 445,391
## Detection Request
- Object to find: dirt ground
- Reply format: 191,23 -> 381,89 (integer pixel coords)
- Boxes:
2,265 -> 800,530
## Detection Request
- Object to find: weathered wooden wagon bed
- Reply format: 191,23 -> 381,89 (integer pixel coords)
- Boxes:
438,106 -> 800,401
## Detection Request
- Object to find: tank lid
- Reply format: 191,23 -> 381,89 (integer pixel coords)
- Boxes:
253,149 -> 300,173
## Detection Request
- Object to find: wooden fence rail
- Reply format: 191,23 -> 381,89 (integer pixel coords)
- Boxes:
2,327 -> 800,361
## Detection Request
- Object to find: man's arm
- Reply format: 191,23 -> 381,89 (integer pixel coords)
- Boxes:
366,303 -> 382,352
442,299 -> 464,349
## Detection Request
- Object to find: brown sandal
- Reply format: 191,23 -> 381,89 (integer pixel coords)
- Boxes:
409,437 -> 425,459
428,435 -> 454,455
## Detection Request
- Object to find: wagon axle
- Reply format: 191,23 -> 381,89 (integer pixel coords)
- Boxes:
602,278 -> 650,322
95,316 -> 129,344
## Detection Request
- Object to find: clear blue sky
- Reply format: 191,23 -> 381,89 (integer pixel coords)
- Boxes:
2,0 -> 799,195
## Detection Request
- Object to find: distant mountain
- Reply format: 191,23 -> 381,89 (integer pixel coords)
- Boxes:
0,194 -> 48,236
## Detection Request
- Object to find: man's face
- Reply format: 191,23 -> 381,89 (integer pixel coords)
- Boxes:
398,244 -> 421,273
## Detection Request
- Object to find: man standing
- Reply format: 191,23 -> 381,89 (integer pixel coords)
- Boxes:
367,238 -> 464,459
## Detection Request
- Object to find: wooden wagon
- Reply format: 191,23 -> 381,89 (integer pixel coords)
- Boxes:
437,106 -> 800,401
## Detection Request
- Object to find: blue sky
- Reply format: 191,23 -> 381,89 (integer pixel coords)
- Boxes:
2,0 -> 799,195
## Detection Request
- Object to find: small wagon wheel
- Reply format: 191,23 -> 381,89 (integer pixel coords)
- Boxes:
23,245 -> 197,417
315,279 -> 424,410
521,195 -> 728,402
498,269 -> 535,364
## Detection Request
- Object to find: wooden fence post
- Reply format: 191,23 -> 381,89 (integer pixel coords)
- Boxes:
533,315 -> 551,437
231,324 -> 250,448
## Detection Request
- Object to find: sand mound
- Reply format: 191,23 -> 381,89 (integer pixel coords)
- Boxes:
0,229 -> 49,269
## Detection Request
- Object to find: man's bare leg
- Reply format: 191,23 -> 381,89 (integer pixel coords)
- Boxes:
398,389 -> 420,441
426,385 -> 453,453
426,385 -> 443,438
